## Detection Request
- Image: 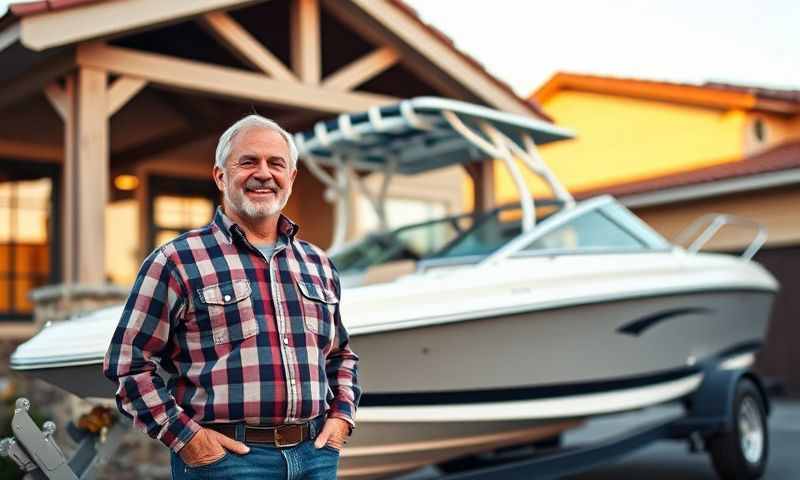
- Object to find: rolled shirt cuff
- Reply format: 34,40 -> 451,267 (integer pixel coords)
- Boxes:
159,411 -> 202,453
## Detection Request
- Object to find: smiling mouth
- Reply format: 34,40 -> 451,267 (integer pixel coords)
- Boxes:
246,187 -> 277,195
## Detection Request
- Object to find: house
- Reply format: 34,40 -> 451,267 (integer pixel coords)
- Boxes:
529,72 -> 800,395
0,0 -> 551,339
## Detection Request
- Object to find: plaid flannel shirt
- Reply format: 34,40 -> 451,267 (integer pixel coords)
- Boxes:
103,208 -> 360,452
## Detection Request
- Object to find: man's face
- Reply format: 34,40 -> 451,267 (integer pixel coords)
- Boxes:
214,127 -> 297,221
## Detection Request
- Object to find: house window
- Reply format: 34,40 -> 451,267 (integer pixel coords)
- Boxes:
153,196 -> 215,246
0,163 -> 59,320
753,118 -> 767,143
148,176 -> 218,251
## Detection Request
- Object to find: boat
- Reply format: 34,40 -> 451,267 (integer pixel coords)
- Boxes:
10,97 -> 778,479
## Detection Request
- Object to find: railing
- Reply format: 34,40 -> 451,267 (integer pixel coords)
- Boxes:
674,213 -> 767,260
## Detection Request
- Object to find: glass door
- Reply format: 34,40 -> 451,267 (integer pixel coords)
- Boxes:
0,161 -> 60,320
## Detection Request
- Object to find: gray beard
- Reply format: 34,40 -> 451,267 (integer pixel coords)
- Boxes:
224,181 -> 289,220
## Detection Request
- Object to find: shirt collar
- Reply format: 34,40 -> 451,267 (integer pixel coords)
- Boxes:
212,207 -> 300,244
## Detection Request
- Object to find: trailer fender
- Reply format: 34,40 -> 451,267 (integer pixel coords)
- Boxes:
686,368 -> 770,431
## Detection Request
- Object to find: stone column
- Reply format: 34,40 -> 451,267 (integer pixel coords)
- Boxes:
11,284 -> 171,480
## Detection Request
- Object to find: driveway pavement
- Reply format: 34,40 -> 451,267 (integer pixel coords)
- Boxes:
398,399 -> 800,480
564,399 -> 800,480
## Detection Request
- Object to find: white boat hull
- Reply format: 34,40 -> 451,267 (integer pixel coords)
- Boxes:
11,251 -> 777,479
14,288 -> 772,479
337,287 -> 771,478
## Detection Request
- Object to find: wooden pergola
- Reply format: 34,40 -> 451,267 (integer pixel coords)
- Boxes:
0,0 -> 549,288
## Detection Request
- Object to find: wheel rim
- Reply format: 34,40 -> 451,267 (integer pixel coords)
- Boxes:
738,396 -> 765,464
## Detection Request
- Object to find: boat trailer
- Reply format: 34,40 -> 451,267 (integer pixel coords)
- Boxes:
401,366 -> 771,480
0,398 -> 129,480
0,366 -> 771,480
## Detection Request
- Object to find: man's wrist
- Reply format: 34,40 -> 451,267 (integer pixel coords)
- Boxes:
326,412 -> 355,435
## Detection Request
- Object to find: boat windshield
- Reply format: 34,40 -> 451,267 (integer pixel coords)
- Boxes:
331,200 -> 563,273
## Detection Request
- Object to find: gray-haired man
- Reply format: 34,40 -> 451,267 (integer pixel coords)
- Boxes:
104,115 -> 360,479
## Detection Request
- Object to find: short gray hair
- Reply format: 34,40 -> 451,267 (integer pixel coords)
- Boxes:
214,114 -> 299,170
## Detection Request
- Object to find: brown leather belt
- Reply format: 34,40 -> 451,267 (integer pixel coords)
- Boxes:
205,422 -> 312,448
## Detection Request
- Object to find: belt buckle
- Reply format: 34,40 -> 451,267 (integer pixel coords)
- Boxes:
274,424 -> 302,448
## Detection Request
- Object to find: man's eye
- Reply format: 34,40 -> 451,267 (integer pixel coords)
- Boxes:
239,159 -> 256,167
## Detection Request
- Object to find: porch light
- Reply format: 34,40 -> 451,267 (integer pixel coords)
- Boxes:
114,174 -> 139,191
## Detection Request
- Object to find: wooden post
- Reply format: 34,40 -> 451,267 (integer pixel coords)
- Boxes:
135,165 -> 150,261
467,160 -> 495,214
52,69 -> 143,285
69,66 -> 109,284
62,75 -> 77,284
291,0 -> 321,84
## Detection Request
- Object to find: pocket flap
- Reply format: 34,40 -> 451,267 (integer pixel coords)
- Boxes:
297,280 -> 338,304
197,279 -> 252,305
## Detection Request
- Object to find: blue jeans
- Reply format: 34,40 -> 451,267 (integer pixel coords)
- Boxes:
171,420 -> 339,479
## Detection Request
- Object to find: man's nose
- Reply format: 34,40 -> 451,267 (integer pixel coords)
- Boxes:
253,159 -> 273,179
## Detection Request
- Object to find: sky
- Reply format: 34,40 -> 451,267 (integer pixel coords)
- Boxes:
2,0 -> 798,97
404,0 -> 800,96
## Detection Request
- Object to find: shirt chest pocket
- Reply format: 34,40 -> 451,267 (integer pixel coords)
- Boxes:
194,279 -> 258,345
296,280 -> 338,337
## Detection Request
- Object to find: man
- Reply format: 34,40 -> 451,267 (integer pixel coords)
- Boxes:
104,115 -> 360,480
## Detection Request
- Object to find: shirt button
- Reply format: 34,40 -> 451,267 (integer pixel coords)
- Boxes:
223,294 -> 231,302
283,337 -> 289,345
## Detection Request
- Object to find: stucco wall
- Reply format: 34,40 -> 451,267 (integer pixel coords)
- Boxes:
633,186 -> 800,251
493,90 -> 749,205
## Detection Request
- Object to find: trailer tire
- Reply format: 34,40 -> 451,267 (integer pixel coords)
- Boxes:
708,377 -> 768,480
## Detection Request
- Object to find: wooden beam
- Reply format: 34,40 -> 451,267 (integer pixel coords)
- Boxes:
72,67 -> 109,284
320,0 -> 471,101
290,0 -> 321,84
107,76 -> 148,117
328,0 -> 536,117
19,0 -> 260,51
321,46 -> 399,91
199,11 -> 297,82
43,82 -> 69,121
77,43 -> 398,113
0,138 -> 61,162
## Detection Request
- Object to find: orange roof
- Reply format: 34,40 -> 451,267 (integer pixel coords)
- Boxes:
704,81 -> 800,104
533,72 -> 800,115
575,140 -> 800,200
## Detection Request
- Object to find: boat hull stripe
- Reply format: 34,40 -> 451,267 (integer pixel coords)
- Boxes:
617,307 -> 713,336
360,340 -> 762,407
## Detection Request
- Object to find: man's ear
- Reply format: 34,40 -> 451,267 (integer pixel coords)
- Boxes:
212,165 -> 225,192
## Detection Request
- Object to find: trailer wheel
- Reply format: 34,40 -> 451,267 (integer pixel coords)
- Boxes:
708,377 -> 768,480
